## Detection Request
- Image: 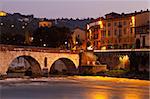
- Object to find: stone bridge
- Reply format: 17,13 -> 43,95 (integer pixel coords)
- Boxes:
94,49 -> 150,72
0,45 -> 80,76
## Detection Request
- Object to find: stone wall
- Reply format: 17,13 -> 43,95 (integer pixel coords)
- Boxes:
94,50 -> 149,72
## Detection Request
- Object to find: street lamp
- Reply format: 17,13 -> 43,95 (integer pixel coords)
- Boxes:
11,24 -> 15,28
22,26 -> 25,29
43,43 -> 46,47
65,41 -> 67,49
65,41 -> 67,45
76,41 -> 78,44
0,23 -> 3,26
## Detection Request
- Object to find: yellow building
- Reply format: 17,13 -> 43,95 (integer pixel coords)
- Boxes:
0,11 -> 7,17
87,10 -> 150,50
39,20 -> 53,28
134,10 -> 150,48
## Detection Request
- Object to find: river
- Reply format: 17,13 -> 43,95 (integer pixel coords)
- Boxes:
0,76 -> 149,99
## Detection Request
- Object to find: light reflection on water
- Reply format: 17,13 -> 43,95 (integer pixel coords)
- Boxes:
86,88 -> 143,99
86,91 -> 109,99
1,76 -> 149,99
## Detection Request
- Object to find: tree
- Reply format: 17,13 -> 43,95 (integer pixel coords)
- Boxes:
0,33 -> 24,45
32,26 -> 71,48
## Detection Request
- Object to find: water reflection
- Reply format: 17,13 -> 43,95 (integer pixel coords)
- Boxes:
85,88 -> 146,99
87,91 -> 109,99
123,93 -> 141,99
1,76 -> 149,99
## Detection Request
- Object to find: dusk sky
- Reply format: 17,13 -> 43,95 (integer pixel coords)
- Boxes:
1,0 -> 150,19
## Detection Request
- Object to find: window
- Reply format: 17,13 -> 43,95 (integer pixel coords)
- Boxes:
108,23 -> 111,27
124,28 -> 126,34
94,34 -> 98,39
102,30 -> 106,37
114,22 -> 117,26
114,29 -> 117,36
119,22 -> 122,25
119,29 -> 122,36
130,28 -> 132,33
123,21 -> 126,25
108,40 -> 112,43
108,30 -> 111,36
94,41 -> 98,46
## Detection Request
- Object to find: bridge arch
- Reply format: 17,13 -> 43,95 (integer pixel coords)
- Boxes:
7,55 -> 42,77
49,58 -> 77,75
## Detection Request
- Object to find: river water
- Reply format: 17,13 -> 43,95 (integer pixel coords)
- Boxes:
0,76 -> 149,99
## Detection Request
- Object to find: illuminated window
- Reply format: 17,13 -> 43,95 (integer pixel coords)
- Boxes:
131,16 -> 135,27
87,24 -> 90,30
0,11 -> 6,16
98,20 -> 103,28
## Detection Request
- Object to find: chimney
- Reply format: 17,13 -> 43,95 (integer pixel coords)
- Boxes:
135,11 -> 137,13
147,9 -> 149,11
122,13 -> 124,15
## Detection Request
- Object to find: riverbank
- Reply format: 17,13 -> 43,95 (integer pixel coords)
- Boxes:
0,69 -> 149,81
1,76 -> 149,99
0,76 -> 149,84
80,69 -> 150,80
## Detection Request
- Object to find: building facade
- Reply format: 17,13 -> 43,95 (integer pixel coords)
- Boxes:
71,27 -> 86,50
87,10 -> 150,50
134,10 -> 150,48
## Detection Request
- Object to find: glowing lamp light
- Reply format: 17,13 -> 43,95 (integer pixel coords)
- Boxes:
131,16 -> 135,27
0,23 -> 3,25
98,20 -> 103,28
22,26 -> 25,29
87,24 -> 90,30
11,25 -> 15,28
101,46 -> 106,50
65,41 -> 67,44
87,45 -> 93,50
76,41 -> 78,44
29,37 -> 34,42
89,29 -> 92,39
119,55 -> 129,63
0,11 -> 6,16
43,44 -> 46,47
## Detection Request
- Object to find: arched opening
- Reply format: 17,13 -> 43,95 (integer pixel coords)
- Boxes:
50,58 -> 77,75
7,56 -> 42,78
136,39 -> 140,49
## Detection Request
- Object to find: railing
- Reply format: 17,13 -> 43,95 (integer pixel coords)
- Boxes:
94,48 -> 150,52
0,44 -> 79,54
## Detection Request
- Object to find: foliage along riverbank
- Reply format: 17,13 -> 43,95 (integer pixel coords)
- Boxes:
82,69 -> 149,80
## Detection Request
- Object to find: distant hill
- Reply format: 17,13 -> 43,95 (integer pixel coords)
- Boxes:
54,18 -> 93,30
